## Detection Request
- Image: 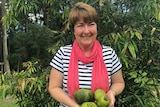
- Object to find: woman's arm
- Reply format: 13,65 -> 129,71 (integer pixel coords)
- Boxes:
48,68 -> 80,107
107,69 -> 125,107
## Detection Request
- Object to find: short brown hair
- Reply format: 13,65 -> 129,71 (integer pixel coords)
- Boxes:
68,2 -> 98,29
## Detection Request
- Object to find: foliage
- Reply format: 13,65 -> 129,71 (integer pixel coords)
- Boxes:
0,61 -> 59,107
105,0 -> 160,106
8,23 -> 58,71
116,69 -> 160,107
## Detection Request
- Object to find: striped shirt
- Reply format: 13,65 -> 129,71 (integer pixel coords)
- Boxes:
50,44 -> 122,107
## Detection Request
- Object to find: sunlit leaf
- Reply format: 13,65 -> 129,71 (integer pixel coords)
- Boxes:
134,77 -> 142,83
121,41 -> 129,54
141,72 -> 147,77
128,71 -> 137,79
151,27 -> 156,35
132,41 -> 138,53
2,89 -> 6,100
128,43 -> 136,59
135,32 -> 142,40
21,79 -> 25,93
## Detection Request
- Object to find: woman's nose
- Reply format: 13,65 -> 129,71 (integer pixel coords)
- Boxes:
84,25 -> 90,34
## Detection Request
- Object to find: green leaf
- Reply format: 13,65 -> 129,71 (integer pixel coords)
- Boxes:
1,74 -> 5,82
128,71 -> 137,79
128,43 -> 136,59
2,88 -> 6,100
138,70 -> 142,74
132,41 -> 138,53
121,41 -> 129,55
134,77 -> 142,83
121,56 -> 129,68
130,30 -> 134,39
134,94 -> 144,106
151,27 -> 156,35
147,80 -> 154,85
135,32 -> 142,40
141,72 -> 147,77
142,77 -> 149,83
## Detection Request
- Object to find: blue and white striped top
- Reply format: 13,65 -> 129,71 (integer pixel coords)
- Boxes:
50,44 -> 122,107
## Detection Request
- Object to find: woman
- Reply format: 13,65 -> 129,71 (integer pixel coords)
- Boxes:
48,2 -> 125,107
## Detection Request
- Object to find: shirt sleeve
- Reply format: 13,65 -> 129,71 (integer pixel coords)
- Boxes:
50,47 -> 64,73
111,49 -> 122,74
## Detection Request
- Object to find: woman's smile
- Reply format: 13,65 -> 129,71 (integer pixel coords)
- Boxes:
81,34 -> 92,38
74,18 -> 97,49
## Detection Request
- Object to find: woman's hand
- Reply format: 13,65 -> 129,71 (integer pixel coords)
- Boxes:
106,89 -> 116,107
106,69 -> 125,107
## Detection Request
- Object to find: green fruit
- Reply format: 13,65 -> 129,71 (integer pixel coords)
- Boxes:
81,102 -> 97,107
96,96 -> 110,107
94,89 -> 106,101
74,89 -> 94,104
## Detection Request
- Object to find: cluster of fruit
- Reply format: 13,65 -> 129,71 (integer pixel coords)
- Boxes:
74,88 -> 110,107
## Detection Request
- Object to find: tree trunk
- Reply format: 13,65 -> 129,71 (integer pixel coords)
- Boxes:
1,0 -> 11,74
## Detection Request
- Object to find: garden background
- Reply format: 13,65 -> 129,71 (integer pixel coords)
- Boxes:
0,0 -> 160,107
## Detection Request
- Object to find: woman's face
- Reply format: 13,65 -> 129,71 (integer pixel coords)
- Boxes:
74,18 -> 97,50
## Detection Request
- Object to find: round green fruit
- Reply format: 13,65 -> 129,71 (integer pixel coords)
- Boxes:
81,102 -> 97,107
94,89 -> 106,101
74,89 -> 94,104
96,96 -> 110,107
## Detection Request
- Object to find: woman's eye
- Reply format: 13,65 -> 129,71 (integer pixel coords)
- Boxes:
89,23 -> 95,26
78,25 -> 83,27
76,24 -> 83,27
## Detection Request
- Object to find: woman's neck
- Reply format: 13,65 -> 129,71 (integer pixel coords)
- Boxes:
79,44 -> 93,57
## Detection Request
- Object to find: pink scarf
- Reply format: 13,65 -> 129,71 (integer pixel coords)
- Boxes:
67,40 -> 109,99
